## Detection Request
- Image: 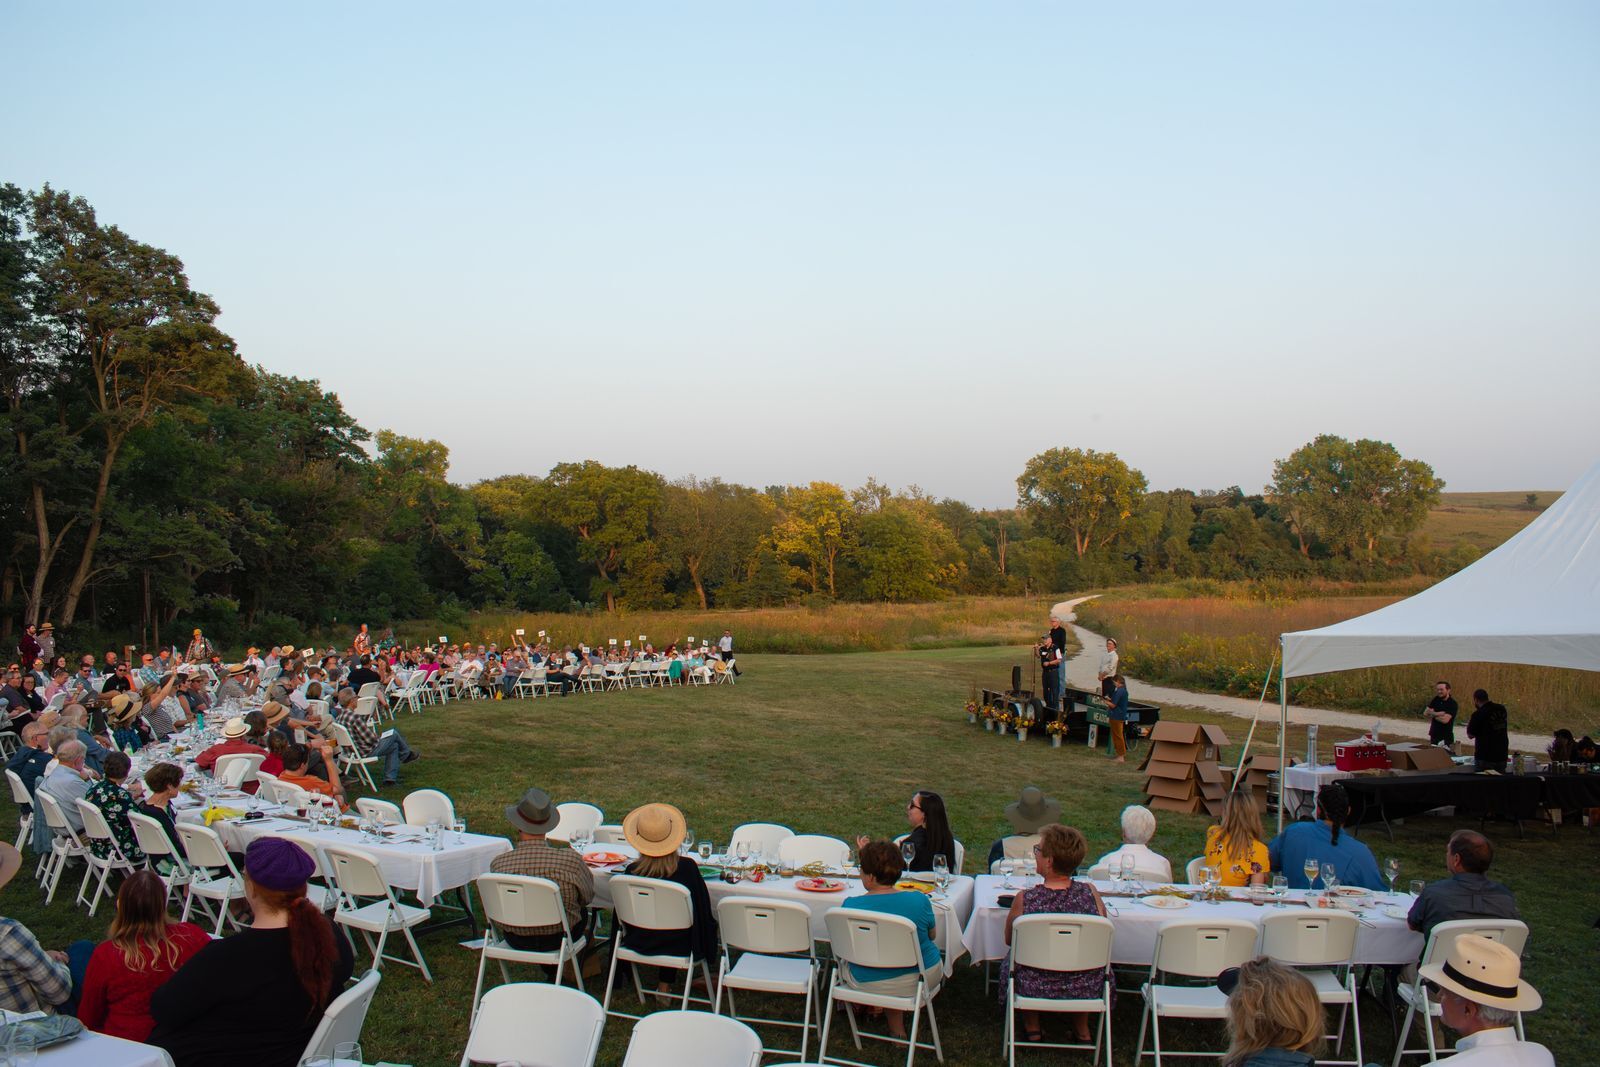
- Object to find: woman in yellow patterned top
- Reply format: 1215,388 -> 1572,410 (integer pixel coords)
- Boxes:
1204,792 -> 1269,887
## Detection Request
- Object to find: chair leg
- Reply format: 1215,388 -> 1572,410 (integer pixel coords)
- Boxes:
818,975 -> 837,1063
1422,990 -> 1438,1062
905,994 -> 922,1067
470,950 -> 491,1024
923,993 -> 943,1062
401,924 -> 432,982
602,949 -> 621,1015
679,961 -> 693,1010
1134,995 -> 1151,1067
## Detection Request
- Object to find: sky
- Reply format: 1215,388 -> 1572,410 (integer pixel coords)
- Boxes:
5,2 -> 1598,507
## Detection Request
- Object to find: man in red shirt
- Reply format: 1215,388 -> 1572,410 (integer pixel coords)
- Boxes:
193,717 -> 267,794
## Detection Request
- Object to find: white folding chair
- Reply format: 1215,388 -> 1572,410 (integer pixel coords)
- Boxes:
727,822 -> 795,857
621,1010 -> 762,1067
1134,918 -> 1259,1066
819,907 -> 944,1067
471,873 -> 588,1021
603,874 -> 716,1020
989,835 -> 1042,874
593,825 -> 629,845
460,982 -> 605,1067
174,822 -> 248,934
549,802 -> 605,844
357,682 -> 383,703
322,843 -> 434,981
1391,918 -> 1530,1066
1184,857 -> 1206,884
1005,914 -> 1115,1067
402,788 -> 456,827
35,791 -> 89,905
355,797 -> 403,826
74,798 -> 140,916
0,731 -> 19,758
778,835 -> 851,869
1261,909 -> 1363,1065
330,723 -> 381,792
301,969 -> 383,1066
5,768 -> 34,854
214,752 -> 266,790
715,897 -> 821,1061
395,674 -> 427,715
127,811 -> 193,900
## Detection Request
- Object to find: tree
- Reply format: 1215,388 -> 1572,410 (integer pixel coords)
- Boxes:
1524,493 -> 1539,511
657,477 -> 774,608
1269,435 -> 1444,560
541,461 -> 663,611
1016,448 -> 1148,558
771,481 -> 851,596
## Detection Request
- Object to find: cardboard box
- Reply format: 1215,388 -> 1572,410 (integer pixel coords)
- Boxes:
1387,743 -> 1454,772
1148,795 -> 1204,815
1148,721 -> 1230,761
1144,775 -> 1198,801
1144,759 -> 1195,782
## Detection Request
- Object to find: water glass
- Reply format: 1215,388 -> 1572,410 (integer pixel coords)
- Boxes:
334,1041 -> 361,1066
1271,873 -> 1289,907
1384,857 -> 1401,895
1409,879 -> 1426,898
452,818 -> 467,844
999,858 -> 1016,889
681,828 -> 696,856
572,828 -> 592,853
901,840 -> 917,870
698,841 -> 713,863
932,854 -> 950,898
1321,862 -> 1339,892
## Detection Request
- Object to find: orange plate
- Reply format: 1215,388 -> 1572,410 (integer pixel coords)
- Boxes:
583,851 -> 628,866
796,878 -> 846,892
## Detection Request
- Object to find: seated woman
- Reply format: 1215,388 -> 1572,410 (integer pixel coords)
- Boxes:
78,871 -> 210,1042
619,803 -> 718,996
861,790 -> 957,874
1220,957 -> 1325,1067
84,751 -> 144,864
1204,792 -> 1269,887
998,825 -> 1108,1043
150,839 -> 354,1067
138,762 -> 187,864
840,839 -> 943,1040
1092,804 -> 1172,882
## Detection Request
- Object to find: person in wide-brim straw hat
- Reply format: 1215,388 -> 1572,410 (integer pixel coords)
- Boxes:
618,803 -> 718,991
107,691 -> 144,728
1417,934 -> 1552,1064
1005,785 -> 1061,833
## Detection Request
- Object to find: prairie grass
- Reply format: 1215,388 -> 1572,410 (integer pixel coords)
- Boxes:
401,595 -> 1066,655
1078,595 -> 1600,735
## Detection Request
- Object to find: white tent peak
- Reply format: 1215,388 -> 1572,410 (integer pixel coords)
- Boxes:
1281,458 -> 1600,679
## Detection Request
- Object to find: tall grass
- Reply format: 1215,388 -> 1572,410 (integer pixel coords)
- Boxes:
396,595 -> 1063,655
1077,595 -> 1600,735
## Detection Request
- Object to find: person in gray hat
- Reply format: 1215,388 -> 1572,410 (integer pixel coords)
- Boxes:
986,785 -> 1063,872
487,788 -> 595,951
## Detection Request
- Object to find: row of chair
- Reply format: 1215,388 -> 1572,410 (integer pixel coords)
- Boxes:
465,994 -> 766,1067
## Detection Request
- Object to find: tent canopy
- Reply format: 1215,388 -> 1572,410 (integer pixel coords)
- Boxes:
1282,459 -> 1600,679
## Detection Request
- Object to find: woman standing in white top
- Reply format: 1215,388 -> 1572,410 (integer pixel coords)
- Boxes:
1097,638 -> 1119,698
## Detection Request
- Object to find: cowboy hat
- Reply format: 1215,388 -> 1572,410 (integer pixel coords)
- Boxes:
222,716 -> 251,740
1005,785 -> 1062,833
227,663 -> 251,677
504,787 -> 560,836
1419,934 -> 1541,1012
623,802 -> 687,857
0,843 -> 22,893
261,701 -> 290,727
107,691 -> 143,727
39,622 -> 53,631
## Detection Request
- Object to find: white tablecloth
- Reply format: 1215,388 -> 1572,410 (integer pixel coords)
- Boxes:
960,876 -> 1423,967
589,859 -> 976,975
1282,763 -> 1352,815
174,804 -> 510,905
38,1031 -> 173,1067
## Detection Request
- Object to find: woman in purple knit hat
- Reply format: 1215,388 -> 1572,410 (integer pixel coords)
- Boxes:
150,838 -> 354,1067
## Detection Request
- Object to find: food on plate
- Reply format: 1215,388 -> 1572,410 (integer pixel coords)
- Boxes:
582,851 -> 628,866
894,880 -> 935,895
796,878 -> 845,892
1151,886 -> 1194,899
1140,894 -> 1191,909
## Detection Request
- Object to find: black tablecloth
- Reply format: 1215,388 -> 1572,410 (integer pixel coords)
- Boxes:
1538,773 -> 1600,810
1339,772 -> 1544,826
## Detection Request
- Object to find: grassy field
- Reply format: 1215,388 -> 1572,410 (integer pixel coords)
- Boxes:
1422,490 -> 1561,551
395,595 -> 1060,655
3,647 -> 1593,1065
1078,595 -> 1600,738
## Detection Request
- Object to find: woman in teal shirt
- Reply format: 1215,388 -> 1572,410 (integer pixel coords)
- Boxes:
840,840 -> 942,1039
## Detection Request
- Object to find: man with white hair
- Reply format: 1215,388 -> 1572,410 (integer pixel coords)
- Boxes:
37,740 -> 93,833
1092,803 -> 1173,881
1424,934 -> 1552,1064
62,705 -> 112,776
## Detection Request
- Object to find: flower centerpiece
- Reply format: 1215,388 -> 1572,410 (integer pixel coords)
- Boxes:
1045,720 -> 1068,747
994,709 -> 1012,735
981,704 -> 1000,731
964,699 -> 979,725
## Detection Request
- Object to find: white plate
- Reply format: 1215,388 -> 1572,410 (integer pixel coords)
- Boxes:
1140,894 -> 1191,909
1383,905 -> 1408,920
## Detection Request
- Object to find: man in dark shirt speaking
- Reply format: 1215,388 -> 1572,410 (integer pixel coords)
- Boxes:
1424,680 -> 1458,751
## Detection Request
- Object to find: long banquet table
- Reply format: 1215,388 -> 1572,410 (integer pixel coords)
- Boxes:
36,1029 -> 174,1067
586,845 -> 976,974
960,875 -> 1424,967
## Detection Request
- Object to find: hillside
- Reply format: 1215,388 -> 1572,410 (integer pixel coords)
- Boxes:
1422,489 -> 1563,551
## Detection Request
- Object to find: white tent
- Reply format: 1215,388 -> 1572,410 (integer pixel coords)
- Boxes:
1270,457 -> 1600,826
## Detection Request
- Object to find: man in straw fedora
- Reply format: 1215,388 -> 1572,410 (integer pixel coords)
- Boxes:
1420,933 -> 1552,1064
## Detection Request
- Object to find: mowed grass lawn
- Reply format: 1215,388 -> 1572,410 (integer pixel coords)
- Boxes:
4,648 -> 1595,1065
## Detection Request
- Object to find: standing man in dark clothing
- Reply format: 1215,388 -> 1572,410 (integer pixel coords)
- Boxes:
1424,680 -> 1458,751
1048,615 -> 1069,668
1038,634 -> 1063,716
1467,689 -> 1509,773
16,625 -> 40,673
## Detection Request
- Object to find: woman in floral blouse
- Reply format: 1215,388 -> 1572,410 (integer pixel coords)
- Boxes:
1203,791 -> 1268,887
85,751 -> 145,865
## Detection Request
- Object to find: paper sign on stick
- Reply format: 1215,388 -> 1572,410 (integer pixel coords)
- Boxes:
515,628 -> 525,636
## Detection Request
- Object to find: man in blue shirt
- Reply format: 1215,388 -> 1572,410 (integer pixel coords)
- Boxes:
1267,783 -> 1385,891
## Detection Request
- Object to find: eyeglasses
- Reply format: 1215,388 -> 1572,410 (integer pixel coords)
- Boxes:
906,801 -> 922,811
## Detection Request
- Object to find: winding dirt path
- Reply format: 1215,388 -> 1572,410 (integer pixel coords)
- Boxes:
1052,596 -> 1548,752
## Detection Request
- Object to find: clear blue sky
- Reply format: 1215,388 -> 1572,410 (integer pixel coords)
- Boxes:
6,2 -> 1598,506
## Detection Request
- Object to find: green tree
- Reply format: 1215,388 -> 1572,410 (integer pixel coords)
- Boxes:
1016,448 -> 1148,558
772,481 -> 852,597
541,461 -> 663,611
1269,435 -> 1444,560
657,477 -> 774,608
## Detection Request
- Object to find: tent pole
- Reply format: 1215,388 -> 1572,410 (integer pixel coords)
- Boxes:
1230,654 -> 1278,794
1277,648 -> 1289,833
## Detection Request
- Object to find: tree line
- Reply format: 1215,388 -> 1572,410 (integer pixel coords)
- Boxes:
2,184 -> 1464,651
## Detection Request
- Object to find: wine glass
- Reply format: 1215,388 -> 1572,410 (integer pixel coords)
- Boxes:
571,827 -> 592,853
735,842 -> 750,871
698,840 -> 713,863
1409,879 -> 1426,898
1271,873 -> 1289,907
681,828 -> 696,856
999,858 -> 1016,890
1384,857 -> 1401,895
452,818 -> 467,844
1119,853 -> 1137,893
901,839 -> 917,871
1320,862 -> 1339,893
932,854 -> 950,899
1303,857 -> 1320,890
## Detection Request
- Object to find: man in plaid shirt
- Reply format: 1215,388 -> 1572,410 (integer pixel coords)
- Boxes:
0,844 -> 73,1013
489,788 -> 595,951
333,689 -> 417,787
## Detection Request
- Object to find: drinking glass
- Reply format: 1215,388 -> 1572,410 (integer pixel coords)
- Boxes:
1271,873 -> 1289,906
735,843 -> 750,870
681,829 -> 696,856
573,828 -> 592,853
999,858 -> 1016,890
932,854 -> 950,899
1409,879 -> 1426,898
1119,854 -> 1137,893
7,1033 -> 38,1067
333,1041 -> 362,1067
901,840 -> 917,870
1303,857 -> 1320,890
1320,862 -> 1339,893
1384,857 -> 1401,895
1201,866 -> 1220,903
698,841 -> 713,863
452,818 -> 467,844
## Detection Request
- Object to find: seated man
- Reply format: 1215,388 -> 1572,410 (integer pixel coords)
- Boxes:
488,788 -> 595,949
985,785 -> 1060,872
344,656 -> 389,712
1267,783 -> 1385,891
333,689 -> 417,787
0,843 -> 75,1014
37,740 -> 94,833
276,743 -> 348,812
1422,934 -> 1552,1064
6,723 -> 54,801
62,704 -> 113,776
1408,830 -> 1519,936
1093,804 -> 1173,881
194,716 -> 269,780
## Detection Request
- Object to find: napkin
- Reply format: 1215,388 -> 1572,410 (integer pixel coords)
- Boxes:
203,806 -> 245,825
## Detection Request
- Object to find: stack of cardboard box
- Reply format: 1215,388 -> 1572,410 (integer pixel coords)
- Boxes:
1141,721 -> 1231,816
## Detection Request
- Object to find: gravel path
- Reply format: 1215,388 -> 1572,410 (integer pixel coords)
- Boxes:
1052,596 -> 1549,752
